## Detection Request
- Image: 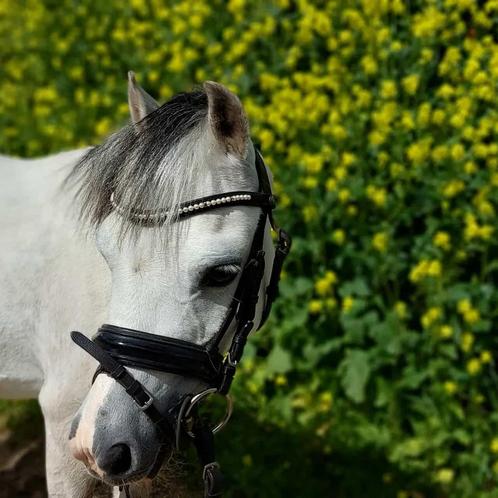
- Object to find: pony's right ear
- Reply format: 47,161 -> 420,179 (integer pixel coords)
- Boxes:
127,71 -> 159,127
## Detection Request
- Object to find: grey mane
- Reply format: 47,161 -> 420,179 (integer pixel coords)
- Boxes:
66,90 -> 209,236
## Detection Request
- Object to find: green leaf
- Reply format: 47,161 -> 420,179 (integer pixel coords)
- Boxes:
339,349 -> 371,403
279,277 -> 312,299
339,278 -> 370,297
265,345 -> 292,375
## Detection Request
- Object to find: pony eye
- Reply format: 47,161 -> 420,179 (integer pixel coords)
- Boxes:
201,264 -> 240,287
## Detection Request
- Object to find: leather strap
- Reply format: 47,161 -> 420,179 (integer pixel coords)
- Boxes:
93,325 -> 224,384
192,418 -> 224,497
259,228 -> 291,328
71,331 -> 176,442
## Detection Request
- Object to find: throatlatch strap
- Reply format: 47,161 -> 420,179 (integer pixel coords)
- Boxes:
70,331 -> 175,441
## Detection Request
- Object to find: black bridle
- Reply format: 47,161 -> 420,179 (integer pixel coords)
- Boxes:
70,146 -> 291,497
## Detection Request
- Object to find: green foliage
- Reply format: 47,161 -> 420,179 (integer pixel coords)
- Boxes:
1,0 -> 498,497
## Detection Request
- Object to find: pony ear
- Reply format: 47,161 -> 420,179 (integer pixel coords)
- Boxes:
127,71 -> 159,126
203,81 -> 249,158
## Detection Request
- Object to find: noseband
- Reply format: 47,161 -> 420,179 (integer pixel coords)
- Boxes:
71,146 -> 291,497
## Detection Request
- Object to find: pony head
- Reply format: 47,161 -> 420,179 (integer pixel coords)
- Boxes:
68,74 -> 276,487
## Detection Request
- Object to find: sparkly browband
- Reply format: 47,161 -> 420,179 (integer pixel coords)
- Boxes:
110,190 -> 276,224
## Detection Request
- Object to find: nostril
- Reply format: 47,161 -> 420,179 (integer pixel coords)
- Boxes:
99,443 -> 132,476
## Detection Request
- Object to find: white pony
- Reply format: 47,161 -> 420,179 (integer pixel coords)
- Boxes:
0,74 -> 280,497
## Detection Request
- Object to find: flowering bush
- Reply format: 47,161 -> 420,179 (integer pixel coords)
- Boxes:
1,0 -> 498,496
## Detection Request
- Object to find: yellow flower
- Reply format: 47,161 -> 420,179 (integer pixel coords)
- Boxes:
464,160 -> 477,174
302,176 -> 318,189
451,143 -> 465,161
395,301 -> 407,319
347,205 -> 358,216
461,332 -> 474,353
366,185 -> 387,207
481,351 -> 492,364
466,357 -> 481,375
402,74 -> 420,95
318,391 -> 333,411
332,229 -> 345,245
302,205 -> 317,222
442,180 -> 465,198
338,188 -> 350,203
95,118 -> 112,137
421,307 -> 442,328
308,299 -> 323,315
380,79 -> 397,99
439,325 -> 453,339
435,468 -> 454,484
490,438 -> 498,454
314,271 -> 337,296
372,232 -> 388,252
361,55 -> 378,75
275,374 -> 287,386
409,259 -> 442,282
406,139 -> 431,165
325,177 -> 337,192
342,296 -> 354,313
433,231 -> 451,250
443,381 -> 457,395
302,154 -> 323,173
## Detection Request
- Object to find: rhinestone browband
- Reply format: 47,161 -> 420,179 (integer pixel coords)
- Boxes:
110,190 -> 275,224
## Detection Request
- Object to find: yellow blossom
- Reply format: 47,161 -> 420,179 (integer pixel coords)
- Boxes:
372,232 -> 388,252
342,296 -> 354,312
439,325 -> 453,339
421,307 -> 442,328
315,271 -> 337,296
332,229 -> 345,245
490,438 -> 498,453
308,299 -> 323,315
466,357 -> 481,375
275,374 -> 287,386
402,74 -> 420,95
481,351 -> 492,364
461,332 -> 474,353
366,185 -> 387,207
395,301 -> 407,319
433,231 -> 451,250
95,118 -> 112,137
435,468 -> 454,484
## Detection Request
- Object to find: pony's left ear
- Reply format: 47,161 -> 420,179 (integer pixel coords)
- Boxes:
127,71 -> 159,126
203,81 -> 249,158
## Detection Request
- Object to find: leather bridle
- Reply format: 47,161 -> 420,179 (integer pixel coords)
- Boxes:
70,146 -> 291,497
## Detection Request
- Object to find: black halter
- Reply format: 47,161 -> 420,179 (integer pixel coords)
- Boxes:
70,146 -> 291,497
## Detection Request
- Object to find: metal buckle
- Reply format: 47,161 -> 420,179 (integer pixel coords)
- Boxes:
203,461 -> 220,481
136,386 -> 154,411
226,352 -> 238,367
183,388 -> 233,438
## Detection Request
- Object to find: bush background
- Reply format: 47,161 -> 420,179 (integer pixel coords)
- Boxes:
1,0 -> 498,496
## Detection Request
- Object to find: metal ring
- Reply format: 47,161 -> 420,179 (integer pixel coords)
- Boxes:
184,388 -> 233,436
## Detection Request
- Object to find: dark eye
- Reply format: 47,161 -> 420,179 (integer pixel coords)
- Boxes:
201,264 -> 240,287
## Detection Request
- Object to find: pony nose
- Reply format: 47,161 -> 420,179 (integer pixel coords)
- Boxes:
98,443 -> 132,476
